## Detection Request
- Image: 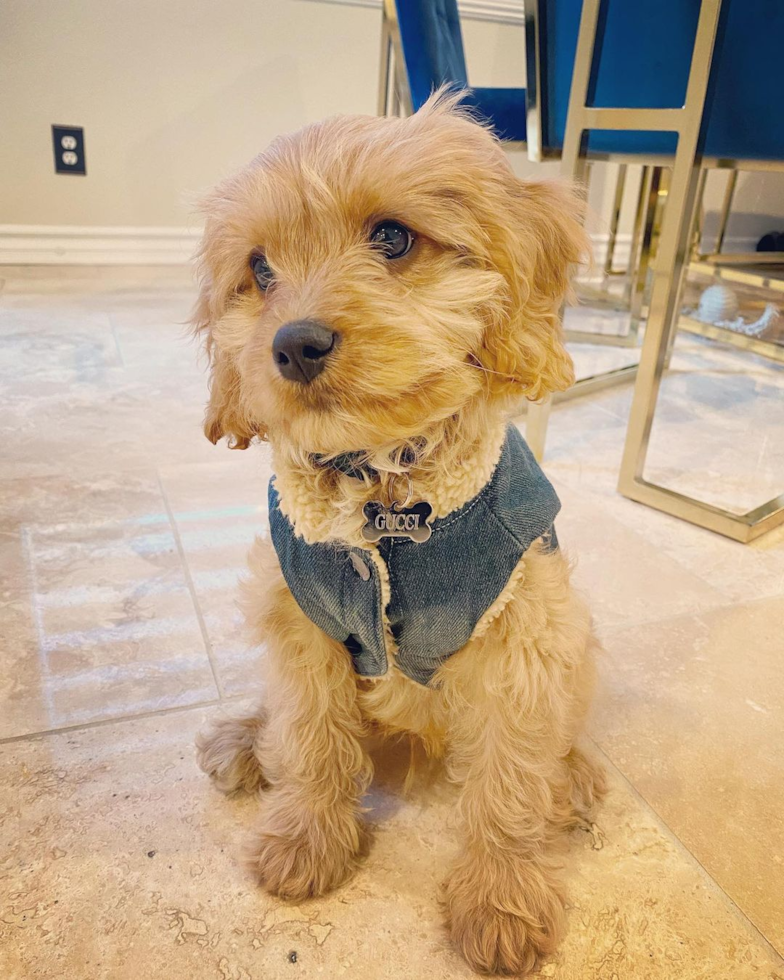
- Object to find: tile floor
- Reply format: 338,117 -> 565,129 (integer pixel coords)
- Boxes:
1,269 -> 783,979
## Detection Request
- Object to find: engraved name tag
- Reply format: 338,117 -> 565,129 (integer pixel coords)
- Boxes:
361,500 -> 433,544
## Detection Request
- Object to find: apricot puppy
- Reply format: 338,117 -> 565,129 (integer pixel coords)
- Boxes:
194,92 -> 604,976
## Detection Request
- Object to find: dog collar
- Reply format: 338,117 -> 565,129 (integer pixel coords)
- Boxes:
311,444 -> 420,482
312,451 -> 377,481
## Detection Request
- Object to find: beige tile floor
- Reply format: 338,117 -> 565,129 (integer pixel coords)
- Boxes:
1,269 -> 783,979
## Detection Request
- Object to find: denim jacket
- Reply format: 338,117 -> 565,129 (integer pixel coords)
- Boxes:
268,426 -> 559,687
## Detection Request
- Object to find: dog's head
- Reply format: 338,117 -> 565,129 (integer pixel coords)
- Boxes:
193,93 -> 587,456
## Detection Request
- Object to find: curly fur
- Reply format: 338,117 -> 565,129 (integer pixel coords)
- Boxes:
194,91 -> 604,975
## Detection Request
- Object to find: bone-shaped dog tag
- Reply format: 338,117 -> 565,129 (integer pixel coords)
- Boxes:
362,500 -> 433,544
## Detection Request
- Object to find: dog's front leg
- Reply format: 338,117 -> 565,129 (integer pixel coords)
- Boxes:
442,653 -> 577,975
246,576 -> 371,901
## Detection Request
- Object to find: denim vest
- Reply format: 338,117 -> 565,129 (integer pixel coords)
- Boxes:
268,426 -> 559,687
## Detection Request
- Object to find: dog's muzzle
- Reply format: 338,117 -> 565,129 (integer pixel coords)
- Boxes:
272,320 -> 338,384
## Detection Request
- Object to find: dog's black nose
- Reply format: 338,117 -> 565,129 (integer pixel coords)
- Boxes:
271,320 -> 338,384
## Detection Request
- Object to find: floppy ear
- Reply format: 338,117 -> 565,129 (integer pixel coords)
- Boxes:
191,262 -> 262,450
480,175 -> 589,401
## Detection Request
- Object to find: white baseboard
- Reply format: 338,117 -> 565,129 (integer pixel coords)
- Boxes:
0,224 -> 761,268
0,225 -> 201,266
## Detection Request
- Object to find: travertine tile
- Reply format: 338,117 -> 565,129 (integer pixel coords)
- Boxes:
542,333 -> 784,606
549,471 -> 784,605
2,273 -> 783,980
592,598 -> 784,950
544,434 -> 784,609
158,455 -> 273,695
551,331 -> 784,516
1,707 -> 781,980
0,285 -> 210,480
548,478 -> 726,633
0,369 -> 210,481
0,472 -> 217,737
107,295 -> 204,384
0,307 -> 122,383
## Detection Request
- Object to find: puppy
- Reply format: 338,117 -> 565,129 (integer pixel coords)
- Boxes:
194,92 -> 604,976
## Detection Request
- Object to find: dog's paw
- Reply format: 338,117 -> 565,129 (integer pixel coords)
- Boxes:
196,710 -> 268,795
245,820 -> 362,901
445,866 -> 565,976
567,745 -> 608,823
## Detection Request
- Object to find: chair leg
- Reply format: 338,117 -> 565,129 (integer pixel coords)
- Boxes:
557,0 -> 779,539
623,166 -> 650,305
714,169 -> 738,255
377,4 -> 392,117
376,0 -> 412,118
525,397 -> 552,463
627,166 -> 663,338
604,163 -> 628,276
617,5 -> 782,541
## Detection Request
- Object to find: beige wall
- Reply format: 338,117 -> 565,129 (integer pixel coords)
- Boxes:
1,0 -> 782,250
1,0 -> 381,227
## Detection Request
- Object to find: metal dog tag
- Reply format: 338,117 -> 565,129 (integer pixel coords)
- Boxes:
362,500 -> 433,544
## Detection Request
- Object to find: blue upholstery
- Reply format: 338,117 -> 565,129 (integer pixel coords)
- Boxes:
393,0 -> 784,162
542,0 -> 784,160
707,0 -> 784,160
394,0 -> 467,109
463,88 -> 528,142
394,0 -> 527,141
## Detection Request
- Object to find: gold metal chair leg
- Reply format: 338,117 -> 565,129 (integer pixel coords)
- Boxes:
604,163 -> 628,276
525,397 -> 552,463
623,166 -> 650,304
617,3 -> 783,541
627,165 -> 663,336
556,0 -> 781,538
715,169 -> 738,255
690,168 -> 708,261
379,0 -> 412,118
570,161 -> 648,339
377,3 -> 393,117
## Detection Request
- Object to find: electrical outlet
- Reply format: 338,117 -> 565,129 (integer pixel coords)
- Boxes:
52,125 -> 86,175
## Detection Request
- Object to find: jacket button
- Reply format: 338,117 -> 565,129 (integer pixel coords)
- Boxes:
349,553 -> 371,581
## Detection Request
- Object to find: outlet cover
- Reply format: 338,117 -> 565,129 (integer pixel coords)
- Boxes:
52,125 -> 86,175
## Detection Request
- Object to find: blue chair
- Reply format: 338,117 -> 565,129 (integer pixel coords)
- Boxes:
525,0 -> 784,343
554,0 -> 784,542
526,0 -> 784,162
378,0 -> 784,540
378,0 -> 527,146
383,0 -> 784,164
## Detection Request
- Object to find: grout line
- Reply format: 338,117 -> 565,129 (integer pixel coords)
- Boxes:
588,737 -> 784,965
0,693 -> 248,745
156,469 -> 225,699
19,525 -> 57,722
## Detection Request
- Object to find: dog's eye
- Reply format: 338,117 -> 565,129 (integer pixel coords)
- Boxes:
249,252 -> 275,291
369,221 -> 414,260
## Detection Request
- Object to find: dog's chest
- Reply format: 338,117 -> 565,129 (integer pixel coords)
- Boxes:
268,426 -> 560,688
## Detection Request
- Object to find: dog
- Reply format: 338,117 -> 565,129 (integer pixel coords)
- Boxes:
193,91 -> 605,976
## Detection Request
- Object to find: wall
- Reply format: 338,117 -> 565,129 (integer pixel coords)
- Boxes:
0,0 -> 382,229
1,0 -> 782,263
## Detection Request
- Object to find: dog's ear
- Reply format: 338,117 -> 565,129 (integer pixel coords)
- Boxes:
479,175 -> 588,402
191,254 -> 262,450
